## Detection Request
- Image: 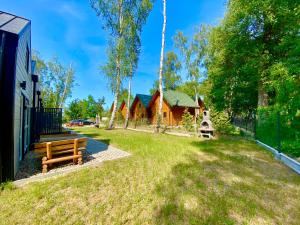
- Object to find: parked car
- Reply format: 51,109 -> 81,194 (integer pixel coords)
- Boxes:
80,119 -> 95,125
68,119 -> 94,127
69,119 -> 83,126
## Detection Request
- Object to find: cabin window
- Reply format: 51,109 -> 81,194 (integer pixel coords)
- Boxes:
163,112 -> 167,118
25,45 -> 30,73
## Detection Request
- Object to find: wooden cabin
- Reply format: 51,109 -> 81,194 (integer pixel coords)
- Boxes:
148,90 -> 201,126
130,94 -> 152,121
110,99 -> 132,120
0,12 -> 40,181
119,100 -> 132,119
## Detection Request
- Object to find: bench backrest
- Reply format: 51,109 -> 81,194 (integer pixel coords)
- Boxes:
33,138 -> 88,154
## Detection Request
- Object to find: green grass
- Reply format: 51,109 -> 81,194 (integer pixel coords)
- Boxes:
1,128 -> 300,224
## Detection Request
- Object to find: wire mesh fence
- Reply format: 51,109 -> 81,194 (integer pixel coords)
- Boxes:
232,109 -> 300,159
256,109 -> 300,158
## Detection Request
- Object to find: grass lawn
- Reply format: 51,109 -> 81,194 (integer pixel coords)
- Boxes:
1,128 -> 300,224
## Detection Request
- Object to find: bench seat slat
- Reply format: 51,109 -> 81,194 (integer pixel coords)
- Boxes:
42,155 -> 81,164
33,138 -> 87,149
34,143 -> 86,153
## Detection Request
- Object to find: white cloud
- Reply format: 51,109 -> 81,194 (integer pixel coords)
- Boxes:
59,3 -> 86,21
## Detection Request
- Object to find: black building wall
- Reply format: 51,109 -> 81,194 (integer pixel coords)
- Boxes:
0,31 -> 18,182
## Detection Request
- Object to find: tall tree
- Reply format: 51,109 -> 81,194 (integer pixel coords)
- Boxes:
162,51 -> 182,90
32,52 -> 75,108
64,96 -> 105,121
157,0 -> 167,131
65,99 -> 83,120
124,0 -> 154,128
174,25 -> 208,117
206,0 -> 300,117
91,0 -> 131,129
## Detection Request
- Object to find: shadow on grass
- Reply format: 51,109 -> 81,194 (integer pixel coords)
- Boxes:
78,132 -> 111,145
154,139 -> 300,224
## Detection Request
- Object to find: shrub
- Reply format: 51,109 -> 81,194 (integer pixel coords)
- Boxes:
209,108 -> 238,135
182,108 -> 194,132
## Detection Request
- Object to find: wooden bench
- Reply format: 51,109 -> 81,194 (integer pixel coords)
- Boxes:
33,138 -> 87,173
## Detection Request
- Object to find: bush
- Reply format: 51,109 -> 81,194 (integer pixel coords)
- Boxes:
182,108 -> 194,132
209,109 -> 238,135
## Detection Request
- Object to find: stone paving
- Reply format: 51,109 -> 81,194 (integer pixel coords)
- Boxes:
14,136 -> 130,187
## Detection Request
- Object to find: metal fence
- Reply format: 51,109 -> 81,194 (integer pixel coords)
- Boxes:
231,116 -> 256,133
31,107 -> 63,141
232,110 -> 300,158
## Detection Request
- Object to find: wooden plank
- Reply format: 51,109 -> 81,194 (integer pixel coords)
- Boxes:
35,147 -> 86,156
46,142 -> 52,167
49,138 -> 87,147
42,154 -> 81,164
73,139 -> 78,163
33,138 -> 87,149
34,144 -> 86,153
46,142 -> 52,160
33,142 -> 47,149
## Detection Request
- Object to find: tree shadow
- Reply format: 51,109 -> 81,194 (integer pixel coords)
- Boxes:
80,132 -> 111,145
154,139 -> 300,224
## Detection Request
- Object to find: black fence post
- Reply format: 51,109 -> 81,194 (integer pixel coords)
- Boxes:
277,112 -> 281,152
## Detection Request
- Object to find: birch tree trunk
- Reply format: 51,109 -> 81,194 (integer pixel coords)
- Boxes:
108,58 -> 121,129
108,0 -> 123,129
59,63 -> 72,108
157,0 -> 167,132
124,74 -> 132,129
194,87 -> 198,134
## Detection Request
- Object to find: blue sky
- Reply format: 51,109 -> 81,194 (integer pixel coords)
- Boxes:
1,0 -> 226,108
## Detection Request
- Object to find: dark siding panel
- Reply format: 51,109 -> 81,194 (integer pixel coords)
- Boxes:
0,32 -> 17,181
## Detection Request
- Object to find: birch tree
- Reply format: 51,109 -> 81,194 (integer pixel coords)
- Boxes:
32,52 -> 75,108
91,0 -> 131,129
157,0 -> 167,132
174,25 -> 208,117
124,0 -> 153,128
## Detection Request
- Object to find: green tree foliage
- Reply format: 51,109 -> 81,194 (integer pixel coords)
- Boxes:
91,0 -> 132,129
207,0 -> 300,118
123,0 -> 153,128
119,89 -> 134,102
182,108 -> 194,132
91,0 -> 153,129
32,52 -> 75,108
149,51 -> 182,94
174,25 -> 208,100
65,96 -> 105,121
163,51 -> 182,90
65,99 -> 83,120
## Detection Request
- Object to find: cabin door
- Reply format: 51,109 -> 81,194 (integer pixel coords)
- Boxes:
19,94 -> 30,161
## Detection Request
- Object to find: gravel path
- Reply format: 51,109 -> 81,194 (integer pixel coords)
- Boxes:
14,137 -> 130,187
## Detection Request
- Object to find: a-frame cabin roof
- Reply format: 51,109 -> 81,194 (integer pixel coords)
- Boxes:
130,94 -> 152,111
110,98 -> 133,112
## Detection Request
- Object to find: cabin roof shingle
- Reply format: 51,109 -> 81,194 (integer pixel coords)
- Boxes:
0,11 -> 30,35
136,94 -> 152,108
163,90 -> 198,108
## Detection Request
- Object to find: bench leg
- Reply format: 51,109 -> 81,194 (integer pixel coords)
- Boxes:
73,139 -> 78,164
73,158 -> 78,164
78,151 -> 83,165
42,157 -> 48,173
